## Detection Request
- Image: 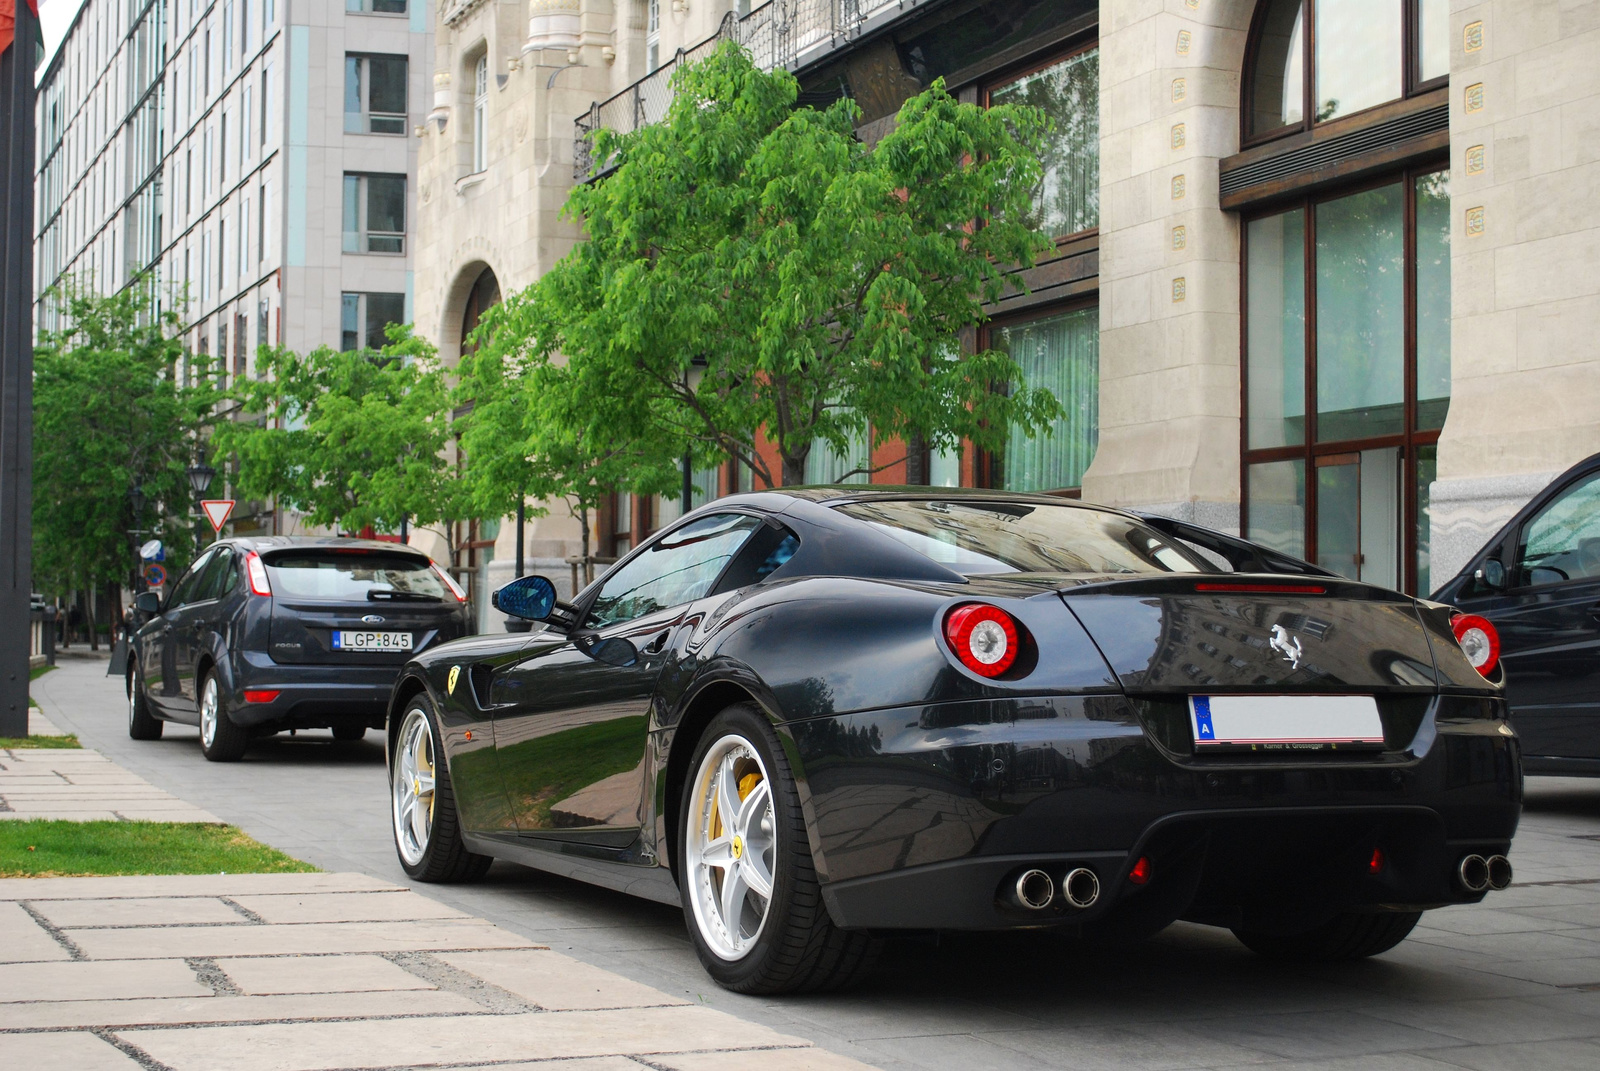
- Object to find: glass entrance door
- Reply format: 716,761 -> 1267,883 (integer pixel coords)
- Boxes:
1315,448 -> 1399,588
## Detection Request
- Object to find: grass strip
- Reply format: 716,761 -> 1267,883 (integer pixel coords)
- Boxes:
0,735 -> 81,749
29,665 -> 55,680
0,821 -> 318,877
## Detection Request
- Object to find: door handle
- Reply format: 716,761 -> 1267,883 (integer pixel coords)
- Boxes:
643,630 -> 669,655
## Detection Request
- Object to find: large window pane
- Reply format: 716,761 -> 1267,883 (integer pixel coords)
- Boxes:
1315,0 -> 1401,121
1415,171 -> 1451,430
1316,183 -> 1404,440
368,55 -> 407,133
341,175 -> 359,252
989,48 -> 1099,236
343,56 -> 361,134
1246,210 -> 1306,448
1419,0 -> 1450,82
1246,459 -> 1306,560
1316,448 -> 1399,587
340,292 -> 360,351
1250,0 -> 1304,136
366,292 -> 405,349
997,306 -> 1099,491
366,175 -> 405,233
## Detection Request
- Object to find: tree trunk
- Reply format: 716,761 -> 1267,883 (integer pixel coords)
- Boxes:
780,452 -> 807,486
578,506 -> 592,586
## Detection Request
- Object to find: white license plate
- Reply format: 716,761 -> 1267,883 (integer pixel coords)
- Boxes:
1189,695 -> 1384,750
332,630 -> 413,652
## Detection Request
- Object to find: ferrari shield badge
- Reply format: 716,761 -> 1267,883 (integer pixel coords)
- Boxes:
447,665 -> 461,695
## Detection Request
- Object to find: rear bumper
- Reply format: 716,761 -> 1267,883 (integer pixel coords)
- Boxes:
793,693 -> 1522,932
227,651 -> 398,728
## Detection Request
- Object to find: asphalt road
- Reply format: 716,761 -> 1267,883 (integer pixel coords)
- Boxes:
34,651 -> 1600,1071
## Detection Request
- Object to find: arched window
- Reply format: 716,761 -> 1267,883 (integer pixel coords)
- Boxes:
1245,0 -> 1449,141
472,55 -> 488,172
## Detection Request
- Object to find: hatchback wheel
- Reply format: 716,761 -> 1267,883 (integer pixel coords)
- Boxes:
198,671 -> 249,762
127,668 -> 162,740
391,698 -> 491,882
679,704 -> 878,993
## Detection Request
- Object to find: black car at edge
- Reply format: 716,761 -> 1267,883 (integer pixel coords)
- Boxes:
129,536 -> 470,760
1433,450 -> 1600,775
384,489 -> 1522,994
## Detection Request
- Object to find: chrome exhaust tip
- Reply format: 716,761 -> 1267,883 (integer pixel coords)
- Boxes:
1013,869 -> 1055,910
1062,867 -> 1101,910
1457,854 -> 1490,893
1487,855 -> 1513,891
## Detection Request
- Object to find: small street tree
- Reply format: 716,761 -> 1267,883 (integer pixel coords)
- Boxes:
32,280 -> 223,620
220,329 -> 472,559
481,42 -> 1063,488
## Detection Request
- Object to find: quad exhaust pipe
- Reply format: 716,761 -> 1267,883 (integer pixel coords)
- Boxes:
1010,867 -> 1101,911
1457,853 -> 1513,893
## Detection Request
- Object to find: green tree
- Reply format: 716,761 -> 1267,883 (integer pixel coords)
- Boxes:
479,42 -> 1063,488
32,280 -> 222,605
220,329 -> 472,558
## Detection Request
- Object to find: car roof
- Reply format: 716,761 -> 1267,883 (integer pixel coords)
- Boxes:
716,485 -> 1115,512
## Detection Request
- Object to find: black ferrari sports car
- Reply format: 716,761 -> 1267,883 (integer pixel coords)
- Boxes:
385,488 -> 1521,993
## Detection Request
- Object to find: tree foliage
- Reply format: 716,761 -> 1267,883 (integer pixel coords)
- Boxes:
32,280 -> 222,595
218,330 -> 470,549
471,42 -> 1063,488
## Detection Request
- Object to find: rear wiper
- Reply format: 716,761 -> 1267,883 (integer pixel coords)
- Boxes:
367,589 -> 443,603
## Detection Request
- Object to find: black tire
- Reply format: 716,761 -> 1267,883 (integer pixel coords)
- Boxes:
677,703 -> 879,994
198,670 -> 250,762
391,696 -> 492,883
1233,911 -> 1422,961
332,723 -> 366,742
127,667 -> 163,741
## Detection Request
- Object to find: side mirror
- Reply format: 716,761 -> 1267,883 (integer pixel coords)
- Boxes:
574,631 -> 638,667
134,591 -> 163,614
1475,559 -> 1507,590
492,575 -> 557,621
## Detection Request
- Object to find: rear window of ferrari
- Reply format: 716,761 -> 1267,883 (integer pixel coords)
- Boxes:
836,500 -> 1210,576
263,552 -> 448,600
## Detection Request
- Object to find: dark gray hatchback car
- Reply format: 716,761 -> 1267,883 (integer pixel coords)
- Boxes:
128,536 -> 471,761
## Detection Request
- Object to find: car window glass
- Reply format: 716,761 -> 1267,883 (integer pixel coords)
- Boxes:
1517,472 -> 1600,587
196,547 -> 237,602
167,550 -> 215,607
836,500 -> 1210,576
587,514 -> 764,629
264,552 -> 448,600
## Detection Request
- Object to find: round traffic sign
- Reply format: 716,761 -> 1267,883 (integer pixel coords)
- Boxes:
143,563 -> 167,587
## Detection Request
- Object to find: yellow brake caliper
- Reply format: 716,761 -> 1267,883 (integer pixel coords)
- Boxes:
709,769 -> 764,847
420,738 -> 435,822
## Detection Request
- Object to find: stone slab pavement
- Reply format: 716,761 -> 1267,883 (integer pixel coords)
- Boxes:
0,870 -> 873,1071
26,651 -> 1600,1071
0,738 -> 222,822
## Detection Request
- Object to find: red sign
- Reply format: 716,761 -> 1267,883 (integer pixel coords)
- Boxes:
201,499 -> 236,533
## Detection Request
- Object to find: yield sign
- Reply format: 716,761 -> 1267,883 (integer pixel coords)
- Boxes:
201,499 -> 236,533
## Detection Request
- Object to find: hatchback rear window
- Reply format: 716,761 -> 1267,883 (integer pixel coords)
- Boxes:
837,499 -> 1210,576
264,553 -> 448,600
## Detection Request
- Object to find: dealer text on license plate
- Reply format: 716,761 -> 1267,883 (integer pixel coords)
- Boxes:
332,630 -> 413,652
1188,694 -> 1384,751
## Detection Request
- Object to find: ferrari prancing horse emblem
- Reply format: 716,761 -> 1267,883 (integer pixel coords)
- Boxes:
1270,624 -> 1304,670
447,665 -> 461,695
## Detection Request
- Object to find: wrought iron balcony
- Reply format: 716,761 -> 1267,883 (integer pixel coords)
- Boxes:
574,0 -> 930,181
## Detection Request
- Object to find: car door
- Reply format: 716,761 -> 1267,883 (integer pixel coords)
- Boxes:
1468,470 -> 1600,759
489,513 -> 767,846
169,547 -> 236,715
144,549 -> 214,717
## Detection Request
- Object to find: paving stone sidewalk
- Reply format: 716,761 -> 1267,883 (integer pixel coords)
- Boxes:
1,708 -> 221,823
0,871 -> 875,1071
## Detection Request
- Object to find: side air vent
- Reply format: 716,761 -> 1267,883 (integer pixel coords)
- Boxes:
1220,104 -> 1449,199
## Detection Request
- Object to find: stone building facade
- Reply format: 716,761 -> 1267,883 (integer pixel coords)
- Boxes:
414,0 -> 1599,612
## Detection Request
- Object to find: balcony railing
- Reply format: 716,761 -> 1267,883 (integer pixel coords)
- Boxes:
574,0 -> 926,181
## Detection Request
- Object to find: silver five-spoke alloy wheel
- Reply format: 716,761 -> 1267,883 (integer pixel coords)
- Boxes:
198,677 -> 221,749
392,708 -> 437,867
686,734 -> 777,960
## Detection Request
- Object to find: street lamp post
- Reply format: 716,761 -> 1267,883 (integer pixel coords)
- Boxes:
186,463 -> 216,552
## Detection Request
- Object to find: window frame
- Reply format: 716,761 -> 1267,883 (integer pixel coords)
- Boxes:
974,294 -> 1101,498
472,54 -> 488,172
980,34 -> 1100,246
341,172 -> 407,255
1238,160 -> 1449,594
1241,0 -> 1450,150
346,53 -> 409,136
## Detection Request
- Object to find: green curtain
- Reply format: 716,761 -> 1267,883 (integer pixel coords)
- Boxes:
999,306 -> 1099,492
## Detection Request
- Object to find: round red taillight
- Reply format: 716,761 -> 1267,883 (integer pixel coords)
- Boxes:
1451,613 -> 1500,677
943,604 -> 1020,678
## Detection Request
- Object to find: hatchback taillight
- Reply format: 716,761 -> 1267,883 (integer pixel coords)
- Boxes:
943,604 -> 1021,678
433,564 -> 468,603
244,551 -> 272,596
1451,612 -> 1500,677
